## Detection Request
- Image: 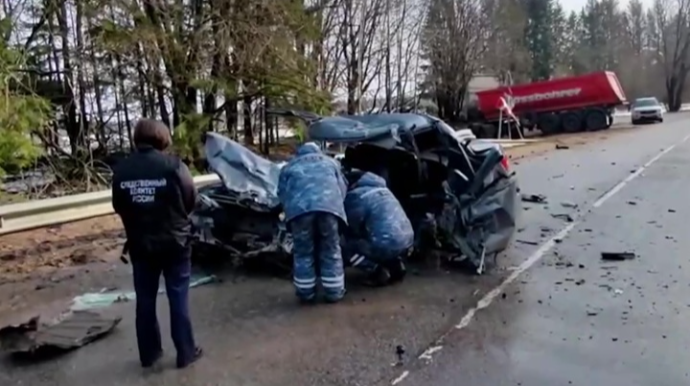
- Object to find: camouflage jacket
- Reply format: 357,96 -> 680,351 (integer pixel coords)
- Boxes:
277,142 -> 348,224
344,172 -> 414,252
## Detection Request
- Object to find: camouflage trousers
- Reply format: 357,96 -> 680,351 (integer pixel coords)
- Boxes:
289,212 -> 345,302
342,238 -> 409,273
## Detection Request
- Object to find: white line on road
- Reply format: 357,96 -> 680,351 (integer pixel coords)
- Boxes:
391,371 -> 409,385
390,133 -> 690,385
592,139 -> 686,208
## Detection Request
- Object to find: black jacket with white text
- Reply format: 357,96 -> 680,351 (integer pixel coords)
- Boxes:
111,146 -> 197,254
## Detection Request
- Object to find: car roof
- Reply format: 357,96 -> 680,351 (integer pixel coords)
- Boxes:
336,113 -> 434,132
308,113 -> 437,144
634,97 -> 659,102
265,109 -> 446,146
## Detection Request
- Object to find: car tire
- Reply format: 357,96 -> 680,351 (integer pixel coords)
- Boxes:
632,119 -> 640,125
659,117 -> 664,123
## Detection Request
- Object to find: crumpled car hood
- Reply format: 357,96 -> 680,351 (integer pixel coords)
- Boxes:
204,132 -> 283,208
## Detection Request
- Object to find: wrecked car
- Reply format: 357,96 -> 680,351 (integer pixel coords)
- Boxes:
191,111 -> 519,273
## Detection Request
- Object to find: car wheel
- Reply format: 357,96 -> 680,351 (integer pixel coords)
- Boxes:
659,117 -> 664,123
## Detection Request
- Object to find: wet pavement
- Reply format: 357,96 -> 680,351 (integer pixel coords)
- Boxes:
3,115 -> 690,386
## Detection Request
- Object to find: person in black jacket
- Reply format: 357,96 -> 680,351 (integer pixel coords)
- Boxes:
111,119 -> 202,369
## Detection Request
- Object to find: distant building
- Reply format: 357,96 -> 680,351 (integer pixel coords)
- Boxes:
465,74 -> 500,106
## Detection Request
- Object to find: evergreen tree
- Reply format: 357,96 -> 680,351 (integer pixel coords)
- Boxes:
521,0 -> 559,81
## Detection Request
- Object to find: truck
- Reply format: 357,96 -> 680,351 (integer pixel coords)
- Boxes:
466,71 -> 628,138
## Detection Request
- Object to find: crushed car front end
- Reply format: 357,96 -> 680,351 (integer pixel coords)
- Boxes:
191,112 -> 519,274
190,133 -> 292,269
318,113 -> 519,272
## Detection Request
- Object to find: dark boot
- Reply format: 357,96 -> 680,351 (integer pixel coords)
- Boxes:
141,350 -> 163,368
387,259 -> 407,284
177,347 -> 203,369
325,288 -> 347,303
363,266 -> 392,287
298,295 -> 317,305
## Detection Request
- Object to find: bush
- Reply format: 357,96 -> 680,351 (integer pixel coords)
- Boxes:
0,28 -> 52,176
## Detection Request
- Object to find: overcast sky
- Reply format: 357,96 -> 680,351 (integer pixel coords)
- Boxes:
561,0 -> 653,13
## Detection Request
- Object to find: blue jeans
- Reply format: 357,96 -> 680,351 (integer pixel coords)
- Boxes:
130,244 -> 197,366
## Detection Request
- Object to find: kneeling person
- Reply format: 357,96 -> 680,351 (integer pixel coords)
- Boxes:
344,172 -> 414,286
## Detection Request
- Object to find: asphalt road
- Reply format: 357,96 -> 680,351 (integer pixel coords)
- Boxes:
3,115 -> 690,386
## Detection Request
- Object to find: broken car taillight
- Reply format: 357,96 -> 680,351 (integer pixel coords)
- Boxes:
500,155 -> 510,172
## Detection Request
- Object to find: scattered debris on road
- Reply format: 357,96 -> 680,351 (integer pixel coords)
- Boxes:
0,273 -> 218,361
555,144 -> 570,150
0,310 -> 120,356
552,213 -> 575,222
627,201 -> 637,206
395,344 -> 406,366
561,201 -> 578,209
517,239 -> 539,246
71,274 -> 217,311
601,252 -> 636,261
521,193 -> 547,203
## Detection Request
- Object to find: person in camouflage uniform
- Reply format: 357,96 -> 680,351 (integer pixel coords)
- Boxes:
277,142 -> 348,303
343,171 -> 414,286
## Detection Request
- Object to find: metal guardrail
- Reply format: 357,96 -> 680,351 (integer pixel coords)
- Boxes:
0,139 -> 532,236
0,174 -> 220,235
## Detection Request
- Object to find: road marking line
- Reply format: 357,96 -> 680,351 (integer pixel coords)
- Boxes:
391,371 -> 409,385
594,135 -> 690,208
455,222 -> 577,329
389,133 -> 689,385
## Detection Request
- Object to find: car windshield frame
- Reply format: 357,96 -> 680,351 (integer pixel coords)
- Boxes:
633,98 -> 660,108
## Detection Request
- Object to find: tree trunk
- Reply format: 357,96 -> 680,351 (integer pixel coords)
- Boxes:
243,93 -> 253,145
75,0 -> 90,155
86,9 -> 106,149
154,72 -> 170,127
55,0 -> 82,155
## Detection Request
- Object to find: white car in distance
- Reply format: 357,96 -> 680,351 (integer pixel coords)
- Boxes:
631,97 -> 664,125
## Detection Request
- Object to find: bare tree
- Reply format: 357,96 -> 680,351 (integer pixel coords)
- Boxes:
332,0 -> 386,114
482,0 -> 530,83
649,0 -> 690,111
378,0 -> 425,112
617,0 -> 655,98
420,0 -> 492,122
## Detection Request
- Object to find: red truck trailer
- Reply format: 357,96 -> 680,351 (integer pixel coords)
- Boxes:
467,71 -> 628,137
